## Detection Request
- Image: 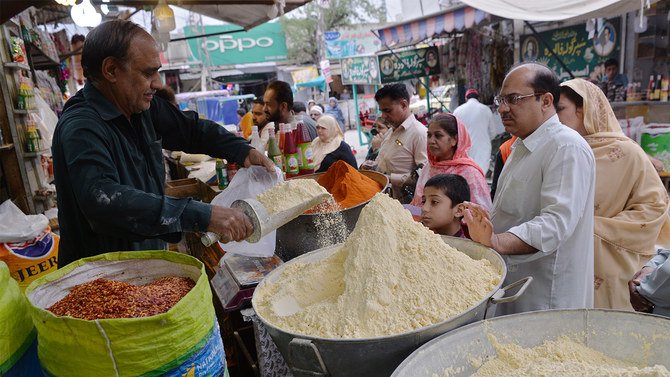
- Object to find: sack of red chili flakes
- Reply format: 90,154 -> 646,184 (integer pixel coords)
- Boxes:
24,250 -> 228,377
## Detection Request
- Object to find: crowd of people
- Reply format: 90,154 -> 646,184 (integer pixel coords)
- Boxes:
52,19 -> 669,321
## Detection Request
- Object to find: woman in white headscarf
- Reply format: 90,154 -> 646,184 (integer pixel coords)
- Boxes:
557,78 -> 670,310
311,115 -> 357,173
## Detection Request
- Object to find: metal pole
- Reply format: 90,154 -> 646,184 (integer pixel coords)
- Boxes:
425,76 -> 431,114
353,84 -> 366,146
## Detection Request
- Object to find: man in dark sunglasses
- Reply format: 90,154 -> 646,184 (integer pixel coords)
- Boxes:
463,62 -> 596,317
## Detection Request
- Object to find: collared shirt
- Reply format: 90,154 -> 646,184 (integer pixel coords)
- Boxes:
375,114 -> 428,190
453,98 -> 497,172
491,114 -> 596,315
638,249 -> 670,317
52,83 -> 252,266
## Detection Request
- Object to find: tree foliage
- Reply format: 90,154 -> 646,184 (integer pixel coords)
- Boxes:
280,0 -> 386,64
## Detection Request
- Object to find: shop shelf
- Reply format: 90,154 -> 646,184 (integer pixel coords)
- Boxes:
3,62 -> 30,70
23,148 -> 49,158
13,108 -> 28,115
0,143 -> 14,151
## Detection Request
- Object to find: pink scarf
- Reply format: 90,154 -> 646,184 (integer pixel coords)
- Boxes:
411,115 -> 492,210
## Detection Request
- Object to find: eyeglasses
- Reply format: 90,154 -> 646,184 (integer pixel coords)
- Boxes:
494,92 -> 544,107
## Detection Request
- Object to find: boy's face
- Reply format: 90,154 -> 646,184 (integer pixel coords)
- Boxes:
420,186 -> 463,235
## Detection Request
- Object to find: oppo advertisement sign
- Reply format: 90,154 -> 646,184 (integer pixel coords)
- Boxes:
184,22 -> 288,65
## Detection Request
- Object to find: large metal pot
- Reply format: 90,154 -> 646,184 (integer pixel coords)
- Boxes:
392,309 -> 670,376
253,236 -> 532,377
274,170 -> 389,261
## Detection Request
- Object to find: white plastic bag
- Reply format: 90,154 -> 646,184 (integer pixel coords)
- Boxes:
211,166 -> 283,257
0,200 -> 49,243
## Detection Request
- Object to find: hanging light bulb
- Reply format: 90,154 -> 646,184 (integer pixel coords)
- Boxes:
70,0 -> 102,28
154,0 -> 176,33
55,0 -> 77,5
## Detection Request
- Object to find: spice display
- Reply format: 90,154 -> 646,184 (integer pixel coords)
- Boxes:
468,335 -> 670,377
48,277 -> 195,320
255,193 -> 500,338
317,160 -> 383,209
256,179 -> 330,215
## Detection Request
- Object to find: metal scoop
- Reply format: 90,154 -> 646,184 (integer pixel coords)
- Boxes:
201,192 -> 332,246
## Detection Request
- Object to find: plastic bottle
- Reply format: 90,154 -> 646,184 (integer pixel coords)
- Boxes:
283,125 -> 300,178
647,75 -> 656,101
278,123 -> 286,153
215,159 -> 228,189
227,162 -> 239,182
250,125 -> 264,153
267,128 -> 283,172
653,75 -> 662,101
295,121 -> 315,175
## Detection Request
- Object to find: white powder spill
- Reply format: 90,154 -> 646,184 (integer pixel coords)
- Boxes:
254,193 -> 500,338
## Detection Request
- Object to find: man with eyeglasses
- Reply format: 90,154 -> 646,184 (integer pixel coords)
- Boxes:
463,63 -> 596,316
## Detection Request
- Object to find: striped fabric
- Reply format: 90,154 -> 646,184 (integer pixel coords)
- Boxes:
376,7 -> 488,47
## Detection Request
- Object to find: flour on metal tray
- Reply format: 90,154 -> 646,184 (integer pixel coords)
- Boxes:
466,334 -> 670,377
255,193 -> 501,338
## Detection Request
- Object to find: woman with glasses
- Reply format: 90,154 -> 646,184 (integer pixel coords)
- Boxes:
557,78 -> 670,310
410,113 -> 492,210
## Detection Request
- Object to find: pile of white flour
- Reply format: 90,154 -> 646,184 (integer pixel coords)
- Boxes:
256,179 -> 330,214
254,193 -> 500,338
467,335 -> 670,377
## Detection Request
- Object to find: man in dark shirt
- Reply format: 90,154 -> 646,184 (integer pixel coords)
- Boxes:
52,20 -> 274,266
263,80 -> 317,139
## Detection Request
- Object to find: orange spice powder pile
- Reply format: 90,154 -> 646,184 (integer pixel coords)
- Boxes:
317,161 -> 383,210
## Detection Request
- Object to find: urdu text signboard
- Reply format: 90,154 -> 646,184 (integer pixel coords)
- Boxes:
340,56 -> 381,85
377,46 -> 441,84
520,18 -> 621,81
324,26 -> 382,59
184,22 -> 288,66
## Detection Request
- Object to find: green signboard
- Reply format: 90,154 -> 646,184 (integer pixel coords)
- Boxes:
184,22 -> 288,66
520,18 -> 621,81
340,56 -> 381,85
378,46 -> 441,84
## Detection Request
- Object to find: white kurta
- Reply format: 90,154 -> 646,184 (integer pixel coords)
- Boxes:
638,249 -> 670,317
453,98 -> 496,172
492,115 -> 596,315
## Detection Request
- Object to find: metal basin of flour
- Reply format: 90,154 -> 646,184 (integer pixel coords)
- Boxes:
274,170 -> 389,261
392,309 -> 670,376
252,236 -> 532,377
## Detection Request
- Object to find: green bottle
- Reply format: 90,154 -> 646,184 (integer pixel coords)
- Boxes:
215,159 -> 228,189
267,128 -> 283,171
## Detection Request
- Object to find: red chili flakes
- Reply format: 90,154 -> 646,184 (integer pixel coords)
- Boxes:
48,277 -> 196,320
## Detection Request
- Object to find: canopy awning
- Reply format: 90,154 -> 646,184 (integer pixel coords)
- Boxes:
1,0 -> 311,30
294,75 -> 326,89
458,0 -> 660,22
374,6 -> 489,48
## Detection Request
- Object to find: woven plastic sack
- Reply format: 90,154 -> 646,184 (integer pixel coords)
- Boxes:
0,261 -> 40,377
25,251 -> 226,377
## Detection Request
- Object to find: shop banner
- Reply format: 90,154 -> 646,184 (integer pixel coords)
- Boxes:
291,67 -> 319,85
378,46 -> 441,84
520,18 -> 621,81
184,22 -> 288,66
324,26 -> 382,59
340,56 -> 381,85
320,60 -> 333,84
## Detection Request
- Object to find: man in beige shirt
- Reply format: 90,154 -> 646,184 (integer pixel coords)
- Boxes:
370,83 -> 428,201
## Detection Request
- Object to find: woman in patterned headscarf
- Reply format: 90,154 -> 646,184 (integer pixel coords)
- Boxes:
557,78 -> 670,310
